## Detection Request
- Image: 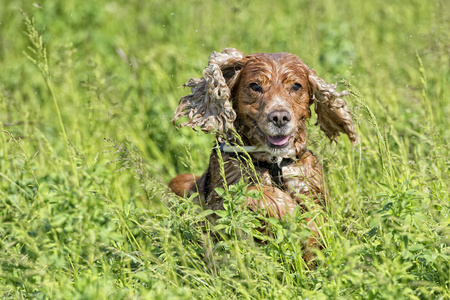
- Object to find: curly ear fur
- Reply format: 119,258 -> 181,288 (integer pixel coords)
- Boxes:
308,69 -> 359,145
173,48 -> 245,135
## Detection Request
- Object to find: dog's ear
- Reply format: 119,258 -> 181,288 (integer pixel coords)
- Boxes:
173,48 -> 246,135
308,69 -> 359,145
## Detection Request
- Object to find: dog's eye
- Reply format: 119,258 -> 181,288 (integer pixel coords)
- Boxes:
249,83 -> 263,93
292,83 -> 302,91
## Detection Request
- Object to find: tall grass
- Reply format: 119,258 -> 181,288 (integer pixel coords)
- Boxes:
0,0 -> 449,298
22,12 -> 80,187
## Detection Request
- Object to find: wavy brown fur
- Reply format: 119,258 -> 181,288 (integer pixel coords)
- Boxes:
309,70 -> 360,145
173,48 -> 245,136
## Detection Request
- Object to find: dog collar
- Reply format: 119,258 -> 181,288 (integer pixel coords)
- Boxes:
219,143 -> 263,153
219,143 -> 297,189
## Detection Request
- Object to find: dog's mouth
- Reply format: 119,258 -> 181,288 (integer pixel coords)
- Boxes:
253,122 -> 292,149
267,135 -> 291,148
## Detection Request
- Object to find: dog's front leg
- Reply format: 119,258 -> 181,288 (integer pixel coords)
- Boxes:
245,185 -> 297,219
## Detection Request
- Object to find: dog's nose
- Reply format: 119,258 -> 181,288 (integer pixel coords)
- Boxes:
268,110 -> 291,127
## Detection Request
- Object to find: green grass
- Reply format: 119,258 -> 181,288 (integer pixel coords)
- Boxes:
1,0 -> 449,298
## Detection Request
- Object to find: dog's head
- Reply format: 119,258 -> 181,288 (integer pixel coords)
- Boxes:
173,48 -> 359,159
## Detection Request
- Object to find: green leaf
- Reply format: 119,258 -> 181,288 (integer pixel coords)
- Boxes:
375,192 -> 388,197
198,209 -> 215,218
247,189 -> 260,199
38,182 -> 49,196
215,187 -> 226,197
214,224 -> 227,231
214,210 -> 228,218
408,244 -> 424,252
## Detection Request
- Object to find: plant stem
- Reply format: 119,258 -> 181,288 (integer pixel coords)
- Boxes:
44,75 -> 80,187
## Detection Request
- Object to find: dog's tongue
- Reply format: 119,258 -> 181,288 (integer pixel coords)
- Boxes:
268,135 -> 290,146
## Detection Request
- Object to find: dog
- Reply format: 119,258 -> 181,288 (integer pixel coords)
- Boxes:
169,48 -> 358,243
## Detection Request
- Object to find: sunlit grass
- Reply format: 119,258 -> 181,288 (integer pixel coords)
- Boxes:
0,0 -> 449,298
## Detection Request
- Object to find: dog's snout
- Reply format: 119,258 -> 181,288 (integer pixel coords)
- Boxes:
268,110 -> 291,127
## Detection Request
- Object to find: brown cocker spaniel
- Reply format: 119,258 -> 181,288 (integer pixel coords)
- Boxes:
170,48 -> 358,241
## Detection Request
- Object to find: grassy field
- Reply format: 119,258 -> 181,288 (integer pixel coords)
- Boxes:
0,0 -> 449,298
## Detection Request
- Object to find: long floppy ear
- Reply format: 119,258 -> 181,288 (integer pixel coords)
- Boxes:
173,48 -> 246,135
308,69 -> 359,145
